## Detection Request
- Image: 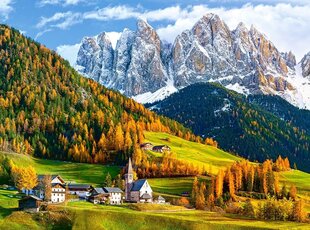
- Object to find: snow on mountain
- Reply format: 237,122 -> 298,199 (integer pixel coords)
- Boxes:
71,14 -> 310,109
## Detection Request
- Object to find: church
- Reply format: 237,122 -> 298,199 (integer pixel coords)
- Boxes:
125,158 -> 153,203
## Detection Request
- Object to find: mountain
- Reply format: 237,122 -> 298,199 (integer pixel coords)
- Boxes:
0,24 -> 193,164
73,13 -> 310,109
146,83 -> 310,172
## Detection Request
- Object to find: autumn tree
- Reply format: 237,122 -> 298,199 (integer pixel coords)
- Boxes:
191,177 -> 199,203
215,170 -> 224,198
39,175 -> 52,202
289,185 -> 297,201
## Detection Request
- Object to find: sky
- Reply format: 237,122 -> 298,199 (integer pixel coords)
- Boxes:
1,0 -> 310,64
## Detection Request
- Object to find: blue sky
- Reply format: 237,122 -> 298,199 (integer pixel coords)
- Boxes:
1,0 -> 310,62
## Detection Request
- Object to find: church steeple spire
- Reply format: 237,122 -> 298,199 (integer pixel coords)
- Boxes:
128,157 -> 133,174
125,158 -> 134,201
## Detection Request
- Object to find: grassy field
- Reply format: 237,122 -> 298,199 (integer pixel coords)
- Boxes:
145,132 -> 241,174
0,151 -> 120,186
1,191 -> 309,230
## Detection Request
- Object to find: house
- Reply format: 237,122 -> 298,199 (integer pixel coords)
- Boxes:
22,175 -> 66,203
67,183 -> 93,199
125,158 -> 153,203
88,188 -> 109,204
152,145 -> 171,153
18,195 -> 42,212
154,196 -> 165,204
102,187 -> 123,205
140,143 -> 153,151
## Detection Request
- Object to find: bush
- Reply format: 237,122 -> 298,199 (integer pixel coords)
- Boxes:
215,197 -> 225,208
242,199 -> 255,218
225,202 -> 242,215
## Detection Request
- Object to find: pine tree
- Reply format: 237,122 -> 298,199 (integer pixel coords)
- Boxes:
104,172 -> 112,187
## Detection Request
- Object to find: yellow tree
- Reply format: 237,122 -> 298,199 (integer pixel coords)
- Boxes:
289,185 -> 297,201
215,170 -> 224,198
124,131 -> 133,151
114,124 -> 124,151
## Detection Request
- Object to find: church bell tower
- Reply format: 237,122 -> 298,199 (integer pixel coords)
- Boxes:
125,158 -> 133,201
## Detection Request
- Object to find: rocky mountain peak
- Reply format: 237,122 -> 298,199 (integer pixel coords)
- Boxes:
74,15 -> 310,109
281,51 -> 296,69
301,52 -> 310,78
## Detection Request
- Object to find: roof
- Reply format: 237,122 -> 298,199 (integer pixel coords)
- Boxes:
51,183 -> 65,188
157,195 -> 165,201
103,187 -> 123,193
140,143 -> 153,147
67,184 -> 91,189
37,175 -> 65,183
127,157 -> 133,174
153,145 -> 170,149
141,193 -> 152,199
93,188 -> 107,194
130,179 -> 147,191
38,174 -> 59,180
20,195 -> 42,201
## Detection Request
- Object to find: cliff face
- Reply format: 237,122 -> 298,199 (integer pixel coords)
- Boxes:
75,14 -> 310,109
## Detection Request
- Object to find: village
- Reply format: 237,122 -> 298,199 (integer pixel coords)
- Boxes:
18,143 -> 171,212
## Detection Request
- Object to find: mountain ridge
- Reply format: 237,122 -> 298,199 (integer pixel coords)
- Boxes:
72,13 -> 310,109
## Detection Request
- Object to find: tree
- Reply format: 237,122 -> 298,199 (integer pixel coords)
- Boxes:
40,175 -> 52,202
104,172 -> 112,187
11,166 -> 37,192
274,173 -> 280,197
115,124 -> 124,151
289,185 -> 297,201
281,184 -> 288,199
215,170 -> 224,198
291,200 -> 306,222
195,183 -> 206,210
227,169 -> 235,200
115,174 -> 124,190
191,177 -> 199,203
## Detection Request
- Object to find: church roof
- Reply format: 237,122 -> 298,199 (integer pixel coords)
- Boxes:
130,179 -> 147,191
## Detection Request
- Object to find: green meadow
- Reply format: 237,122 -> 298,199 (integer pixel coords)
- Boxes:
145,132 -> 241,174
0,151 -> 120,186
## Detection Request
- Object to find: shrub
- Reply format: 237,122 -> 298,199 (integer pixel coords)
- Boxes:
242,199 -> 255,218
225,202 -> 242,214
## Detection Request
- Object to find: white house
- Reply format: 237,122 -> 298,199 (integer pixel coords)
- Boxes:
103,187 -> 123,205
22,175 -> 66,203
125,158 -> 153,203
154,196 -> 166,204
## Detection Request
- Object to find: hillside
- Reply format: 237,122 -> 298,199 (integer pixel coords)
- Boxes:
0,24 -> 194,165
0,151 -> 119,186
145,132 -> 240,174
147,83 -> 310,172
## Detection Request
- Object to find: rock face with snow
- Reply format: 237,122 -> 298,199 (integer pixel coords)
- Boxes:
301,52 -> 310,78
76,32 -> 114,86
75,14 -> 310,109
